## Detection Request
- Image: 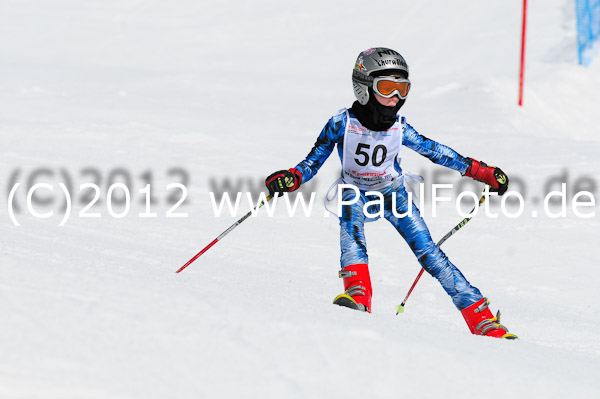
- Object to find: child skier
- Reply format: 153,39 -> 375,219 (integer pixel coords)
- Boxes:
265,47 -> 517,339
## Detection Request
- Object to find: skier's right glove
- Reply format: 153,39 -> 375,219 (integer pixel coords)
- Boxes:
265,168 -> 302,197
464,158 -> 509,195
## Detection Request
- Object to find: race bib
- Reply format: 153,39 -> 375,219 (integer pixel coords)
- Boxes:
342,110 -> 403,191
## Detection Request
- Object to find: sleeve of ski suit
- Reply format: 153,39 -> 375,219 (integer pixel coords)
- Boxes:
294,112 -> 345,184
402,122 -> 470,175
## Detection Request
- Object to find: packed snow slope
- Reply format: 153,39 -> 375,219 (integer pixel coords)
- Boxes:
1,0 -> 600,398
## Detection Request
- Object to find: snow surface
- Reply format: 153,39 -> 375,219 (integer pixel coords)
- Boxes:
1,0 -> 600,398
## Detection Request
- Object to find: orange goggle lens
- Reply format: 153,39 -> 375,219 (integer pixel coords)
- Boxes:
375,79 -> 411,98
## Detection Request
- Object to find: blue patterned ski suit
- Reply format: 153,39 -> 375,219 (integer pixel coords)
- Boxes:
294,109 -> 483,310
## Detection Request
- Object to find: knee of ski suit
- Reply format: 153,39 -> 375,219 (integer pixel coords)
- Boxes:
339,187 -> 369,267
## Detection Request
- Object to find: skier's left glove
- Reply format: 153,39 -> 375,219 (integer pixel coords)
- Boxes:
265,168 -> 302,197
464,158 -> 509,195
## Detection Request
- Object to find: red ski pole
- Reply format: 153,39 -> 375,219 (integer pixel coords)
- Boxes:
176,195 -> 272,273
396,190 -> 487,314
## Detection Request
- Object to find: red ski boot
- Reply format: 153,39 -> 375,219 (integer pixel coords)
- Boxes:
333,263 -> 372,313
461,298 -> 518,339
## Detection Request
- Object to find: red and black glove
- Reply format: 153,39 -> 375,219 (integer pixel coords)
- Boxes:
465,158 -> 509,195
265,168 -> 302,197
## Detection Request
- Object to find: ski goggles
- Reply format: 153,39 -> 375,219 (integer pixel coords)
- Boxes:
372,76 -> 411,99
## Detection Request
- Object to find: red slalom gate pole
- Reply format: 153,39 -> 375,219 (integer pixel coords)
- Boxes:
518,0 -> 528,106
176,195 -> 272,273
